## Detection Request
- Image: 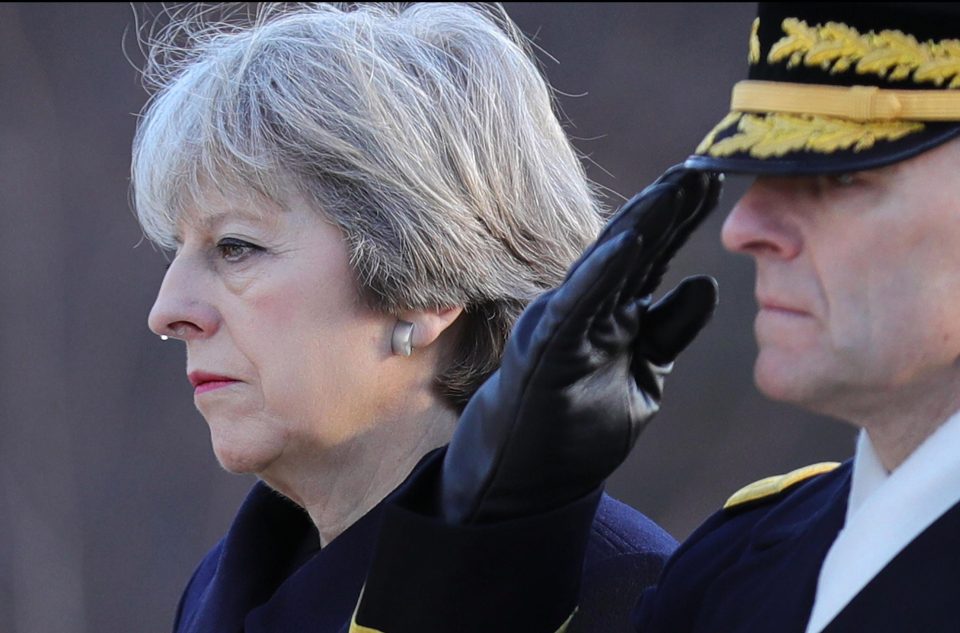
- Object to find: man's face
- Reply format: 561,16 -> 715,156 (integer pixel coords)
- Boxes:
721,139 -> 960,422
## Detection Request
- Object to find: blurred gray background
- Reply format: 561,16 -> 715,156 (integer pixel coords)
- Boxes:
0,3 -> 856,632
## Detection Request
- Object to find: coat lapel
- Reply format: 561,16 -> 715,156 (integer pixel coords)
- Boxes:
243,501 -> 385,633
180,482 -> 316,633
823,499 -> 960,632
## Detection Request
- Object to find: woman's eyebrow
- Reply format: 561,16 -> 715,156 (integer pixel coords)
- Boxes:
193,207 -> 272,231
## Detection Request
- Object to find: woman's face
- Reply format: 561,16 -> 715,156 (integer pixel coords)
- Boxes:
148,190 -> 409,476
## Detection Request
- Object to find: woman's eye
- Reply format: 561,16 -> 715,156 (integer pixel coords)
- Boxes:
216,238 -> 262,262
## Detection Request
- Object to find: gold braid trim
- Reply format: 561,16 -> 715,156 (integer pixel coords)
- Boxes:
349,609 -> 578,633
555,608 -> 578,633
769,18 -> 960,88
704,112 -> 924,158
724,462 -> 840,510
348,590 -> 579,633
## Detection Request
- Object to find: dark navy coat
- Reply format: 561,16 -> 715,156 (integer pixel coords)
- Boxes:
354,460 -> 960,632
172,450 -> 676,633
636,460 -> 960,632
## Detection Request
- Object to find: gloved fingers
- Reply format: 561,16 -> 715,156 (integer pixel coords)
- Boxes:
635,274 -> 719,366
557,170 -> 717,354
549,168 -> 720,355
545,228 -> 642,333
661,172 -> 722,263
589,294 -> 646,354
550,170 -> 693,324
629,171 -> 722,301
579,169 -> 708,317
587,226 -> 660,333
622,171 -> 720,302
559,202 -> 677,352
563,168 -> 686,284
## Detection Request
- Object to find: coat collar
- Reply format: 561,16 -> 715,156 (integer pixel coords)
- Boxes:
179,449 -> 445,633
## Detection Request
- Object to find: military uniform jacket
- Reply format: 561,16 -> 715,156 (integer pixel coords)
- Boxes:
353,460 -> 960,632
172,449 -> 676,633
633,460 -> 960,632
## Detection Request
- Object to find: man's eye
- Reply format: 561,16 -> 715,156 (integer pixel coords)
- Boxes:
813,173 -> 858,195
820,173 -> 856,188
216,238 -> 262,262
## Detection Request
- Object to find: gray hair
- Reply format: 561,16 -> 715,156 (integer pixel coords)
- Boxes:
133,3 -> 605,409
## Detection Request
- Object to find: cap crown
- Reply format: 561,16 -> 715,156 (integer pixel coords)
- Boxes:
687,3 -> 960,174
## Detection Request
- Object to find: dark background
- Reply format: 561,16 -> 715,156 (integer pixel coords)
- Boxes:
0,4 -> 856,632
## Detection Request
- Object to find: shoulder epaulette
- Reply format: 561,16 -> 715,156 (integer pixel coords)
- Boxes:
723,462 -> 840,511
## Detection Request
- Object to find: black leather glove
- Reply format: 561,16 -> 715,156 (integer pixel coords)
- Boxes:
441,166 -> 722,524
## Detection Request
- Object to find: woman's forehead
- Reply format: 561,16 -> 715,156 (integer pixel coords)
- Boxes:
172,188 -> 283,235
172,185 -> 328,240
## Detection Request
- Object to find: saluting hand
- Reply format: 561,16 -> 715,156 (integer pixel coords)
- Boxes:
441,166 -> 722,524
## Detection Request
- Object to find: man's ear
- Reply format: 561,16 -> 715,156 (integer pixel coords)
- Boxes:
402,306 -> 465,349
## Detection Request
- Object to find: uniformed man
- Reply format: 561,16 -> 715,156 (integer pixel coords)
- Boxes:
350,3 -> 960,632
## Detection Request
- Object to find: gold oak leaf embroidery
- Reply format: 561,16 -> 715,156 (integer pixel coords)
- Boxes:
749,18 -> 761,64
767,18 -> 960,87
859,30 -> 928,81
704,113 -> 924,158
768,18 -> 818,69
695,112 -> 744,155
915,40 -> 960,88
806,22 -> 871,74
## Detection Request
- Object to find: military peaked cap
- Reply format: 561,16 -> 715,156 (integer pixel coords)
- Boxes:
687,3 -> 960,174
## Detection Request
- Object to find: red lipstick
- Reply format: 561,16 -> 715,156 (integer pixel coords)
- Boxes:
188,371 -> 239,395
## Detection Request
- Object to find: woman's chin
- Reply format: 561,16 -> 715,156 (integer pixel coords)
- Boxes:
216,456 -> 260,474
210,438 -> 277,475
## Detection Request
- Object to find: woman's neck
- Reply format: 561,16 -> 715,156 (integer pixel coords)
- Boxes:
260,401 -> 458,547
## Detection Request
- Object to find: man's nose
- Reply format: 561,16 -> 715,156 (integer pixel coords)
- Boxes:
147,255 -> 220,341
721,178 -> 802,260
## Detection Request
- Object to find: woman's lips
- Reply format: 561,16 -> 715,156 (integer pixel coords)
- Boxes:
188,371 -> 240,395
194,380 -> 238,395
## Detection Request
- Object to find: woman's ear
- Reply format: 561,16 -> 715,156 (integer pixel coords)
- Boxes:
402,306 -> 464,350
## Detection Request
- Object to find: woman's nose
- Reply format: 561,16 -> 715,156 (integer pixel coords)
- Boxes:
721,178 -> 802,260
147,256 -> 220,341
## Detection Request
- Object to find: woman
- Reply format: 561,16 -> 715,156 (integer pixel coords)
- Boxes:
134,4 -> 675,631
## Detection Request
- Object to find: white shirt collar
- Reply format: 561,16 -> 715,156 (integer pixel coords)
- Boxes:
845,429 -> 889,522
806,409 -> 960,633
